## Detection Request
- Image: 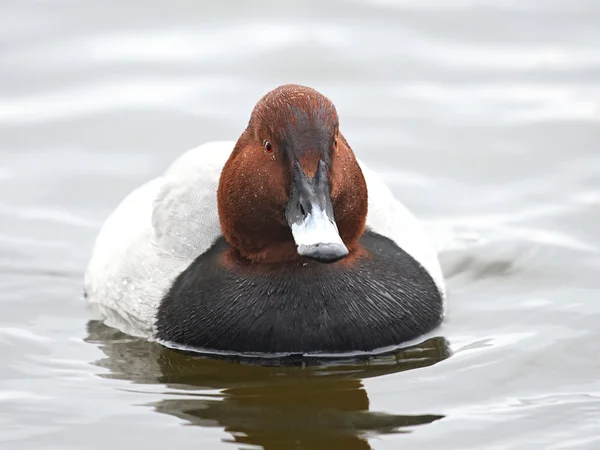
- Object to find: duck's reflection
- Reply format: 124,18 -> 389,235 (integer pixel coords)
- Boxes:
86,321 -> 450,450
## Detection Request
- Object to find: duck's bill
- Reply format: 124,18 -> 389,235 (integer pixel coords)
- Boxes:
286,160 -> 349,263
290,206 -> 349,263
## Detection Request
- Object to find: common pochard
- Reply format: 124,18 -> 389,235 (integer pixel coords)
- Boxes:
85,84 -> 446,356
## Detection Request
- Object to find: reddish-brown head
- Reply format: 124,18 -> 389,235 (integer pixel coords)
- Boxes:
217,84 -> 368,264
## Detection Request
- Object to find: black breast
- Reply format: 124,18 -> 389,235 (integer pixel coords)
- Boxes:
155,231 -> 444,354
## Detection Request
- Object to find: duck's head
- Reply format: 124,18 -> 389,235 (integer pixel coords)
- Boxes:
217,84 -> 368,264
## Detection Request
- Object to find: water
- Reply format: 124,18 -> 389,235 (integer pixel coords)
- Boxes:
2,1 -> 600,449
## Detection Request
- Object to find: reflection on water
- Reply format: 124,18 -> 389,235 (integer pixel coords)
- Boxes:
86,321 -> 449,449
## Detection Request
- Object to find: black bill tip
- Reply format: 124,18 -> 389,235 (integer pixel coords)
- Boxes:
297,242 -> 349,264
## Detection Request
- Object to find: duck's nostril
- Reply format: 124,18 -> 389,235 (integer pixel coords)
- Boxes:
298,202 -> 306,217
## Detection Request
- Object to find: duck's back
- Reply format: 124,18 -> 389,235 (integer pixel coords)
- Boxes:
84,141 -> 233,336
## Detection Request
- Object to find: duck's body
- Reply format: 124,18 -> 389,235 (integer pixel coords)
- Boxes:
85,85 -> 445,355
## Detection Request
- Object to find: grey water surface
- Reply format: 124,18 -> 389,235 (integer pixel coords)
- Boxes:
1,1 -> 600,449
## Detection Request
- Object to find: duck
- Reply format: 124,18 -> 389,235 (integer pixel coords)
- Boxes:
84,84 -> 446,356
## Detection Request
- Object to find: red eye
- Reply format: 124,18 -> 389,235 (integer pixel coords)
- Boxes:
264,140 -> 273,154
